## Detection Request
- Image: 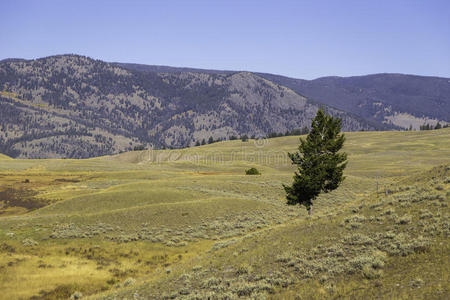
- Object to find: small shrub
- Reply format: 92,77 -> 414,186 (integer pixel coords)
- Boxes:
344,215 -> 366,223
419,209 -> 433,219
123,277 -> 135,287
383,231 -> 396,239
349,207 -> 359,213
369,202 -> 383,209
435,185 -> 444,191
192,265 -> 202,271
275,252 -> 294,263
179,273 -> 191,282
386,234 -> 429,256
349,222 -> 362,229
410,278 -> 424,288
179,288 -> 190,295
362,265 -> 382,279
233,280 -> 255,297
70,291 -> 83,300
236,264 -> 251,275
343,233 -> 374,246
381,208 -> 395,216
400,202 -> 411,208
22,238 -> 38,247
344,215 -> 366,229
396,215 -> 412,225
203,277 -> 221,288
350,251 -> 385,270
211,239 -> 238,250
326,245 -> 344,257
245,168 -> 261,175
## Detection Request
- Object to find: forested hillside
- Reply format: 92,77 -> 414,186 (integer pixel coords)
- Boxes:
0,55 -> 374,158
259,73 -> 450,130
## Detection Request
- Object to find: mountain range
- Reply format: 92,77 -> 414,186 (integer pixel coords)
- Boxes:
0,54 -> 448,158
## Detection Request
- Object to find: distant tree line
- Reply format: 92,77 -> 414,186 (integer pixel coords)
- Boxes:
192,127 -> 311,147
419,122 -> 448,130
267,127 -> 310,138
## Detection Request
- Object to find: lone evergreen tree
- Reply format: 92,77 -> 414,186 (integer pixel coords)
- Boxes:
283,109 -> 347,215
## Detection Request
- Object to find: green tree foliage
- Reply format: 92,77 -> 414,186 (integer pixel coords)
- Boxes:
420,122 -> 447,130
245,168 -> 261,175
283,109 -> 347,215
268,127 -> 309,138
133,145 -> 146,151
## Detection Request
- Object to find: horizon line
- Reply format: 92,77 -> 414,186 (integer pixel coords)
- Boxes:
1,53 -> 449,81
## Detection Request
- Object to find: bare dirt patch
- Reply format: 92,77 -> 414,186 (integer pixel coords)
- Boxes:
0,188 -> 49,214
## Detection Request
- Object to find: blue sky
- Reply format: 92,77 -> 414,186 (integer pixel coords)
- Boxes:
1,0 -> 449,79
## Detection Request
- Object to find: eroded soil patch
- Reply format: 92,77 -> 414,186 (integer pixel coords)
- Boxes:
0,188 -> 48,214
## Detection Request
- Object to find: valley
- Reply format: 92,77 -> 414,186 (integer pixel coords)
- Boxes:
0,129 -> 448,299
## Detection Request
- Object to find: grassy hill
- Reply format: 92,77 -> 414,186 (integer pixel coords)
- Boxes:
0,153 -> 12,160
0,129 -> 448,299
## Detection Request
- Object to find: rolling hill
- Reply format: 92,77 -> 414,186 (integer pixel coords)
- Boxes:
0,129 -> 448,299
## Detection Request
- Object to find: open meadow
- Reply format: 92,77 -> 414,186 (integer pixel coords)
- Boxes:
0,129 -> 449,299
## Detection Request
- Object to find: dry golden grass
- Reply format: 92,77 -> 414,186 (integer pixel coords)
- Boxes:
0,128 -> 448,299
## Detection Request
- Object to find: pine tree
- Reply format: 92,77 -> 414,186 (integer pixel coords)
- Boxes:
283,109 -> 347,215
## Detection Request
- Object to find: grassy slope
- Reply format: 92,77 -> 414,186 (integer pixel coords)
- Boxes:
0,153 -> 12,160
0,129 -> 448,299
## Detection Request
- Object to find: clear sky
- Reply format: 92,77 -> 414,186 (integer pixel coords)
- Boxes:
1,0 -> 449,79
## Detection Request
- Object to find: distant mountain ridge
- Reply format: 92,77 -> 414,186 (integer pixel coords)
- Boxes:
258,72 -> 450,130
0,54 -> 374,158
0,54 -> 448,158
112,62 -> 235,74
115,62 -> 450,129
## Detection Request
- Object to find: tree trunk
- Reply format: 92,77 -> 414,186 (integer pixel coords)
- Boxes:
308,205 -> 313,216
